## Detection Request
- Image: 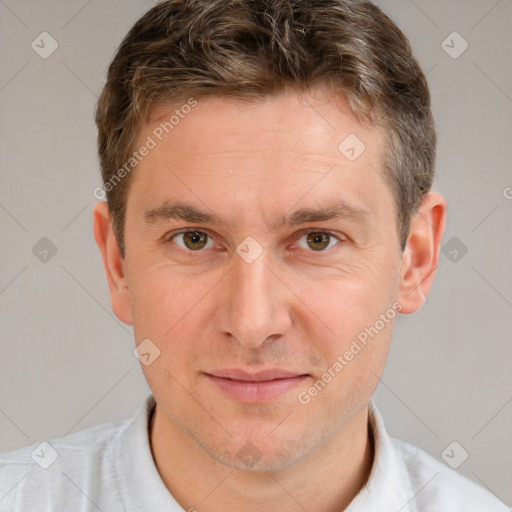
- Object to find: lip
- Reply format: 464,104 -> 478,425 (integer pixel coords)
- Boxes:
204,368 -> 309,402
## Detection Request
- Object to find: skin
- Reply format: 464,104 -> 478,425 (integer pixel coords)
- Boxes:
94,85 -> 446,511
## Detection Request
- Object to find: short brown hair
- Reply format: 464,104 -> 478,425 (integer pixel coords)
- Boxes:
95,0 -> 436,257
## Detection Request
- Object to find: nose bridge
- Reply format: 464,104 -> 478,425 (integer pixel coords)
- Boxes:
219,248 -> 291,347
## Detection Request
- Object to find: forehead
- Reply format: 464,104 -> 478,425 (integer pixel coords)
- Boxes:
127,89 -> 394,235
138,90 -> 386,189
146,89 -> 383,160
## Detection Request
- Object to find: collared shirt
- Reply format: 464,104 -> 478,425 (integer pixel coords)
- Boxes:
0,393 -> 509,511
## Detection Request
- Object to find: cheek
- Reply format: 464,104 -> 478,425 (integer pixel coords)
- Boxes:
128,262 -> 217,335
299,272 -> 389,339
298,271 -> 396,390
129,268 -> 215,397
128,263 -> 224,389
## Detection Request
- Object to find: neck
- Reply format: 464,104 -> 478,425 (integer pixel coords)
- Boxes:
149,403 -> 374,512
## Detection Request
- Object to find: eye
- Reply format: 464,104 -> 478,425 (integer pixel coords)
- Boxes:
294,230 -> 344,252
167,230 -> 215,251
165,228 -> 344,254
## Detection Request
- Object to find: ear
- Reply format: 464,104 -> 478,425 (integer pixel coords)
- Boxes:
397,191 -> 447,314
93,201 -> 133,325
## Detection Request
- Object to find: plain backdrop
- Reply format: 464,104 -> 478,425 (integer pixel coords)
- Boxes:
1,0 -> 511,506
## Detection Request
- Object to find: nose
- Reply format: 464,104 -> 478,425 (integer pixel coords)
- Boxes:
215,248 -> 293,348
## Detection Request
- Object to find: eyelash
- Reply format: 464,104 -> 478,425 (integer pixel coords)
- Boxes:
164,228 -> 345,254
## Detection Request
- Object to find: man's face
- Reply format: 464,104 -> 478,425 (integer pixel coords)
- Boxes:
119,88 -> 405,470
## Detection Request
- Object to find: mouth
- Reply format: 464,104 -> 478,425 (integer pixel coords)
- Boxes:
203,368 -> 310,403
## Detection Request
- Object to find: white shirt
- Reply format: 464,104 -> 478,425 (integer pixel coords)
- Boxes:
0,393 -> 509,511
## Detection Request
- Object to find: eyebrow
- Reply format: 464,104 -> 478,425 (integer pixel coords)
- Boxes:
143,200 -> 372,232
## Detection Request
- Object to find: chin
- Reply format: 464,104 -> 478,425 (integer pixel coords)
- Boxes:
195,430 -> 318,473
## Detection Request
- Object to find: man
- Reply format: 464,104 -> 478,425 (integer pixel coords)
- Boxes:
0,1 -> 509,510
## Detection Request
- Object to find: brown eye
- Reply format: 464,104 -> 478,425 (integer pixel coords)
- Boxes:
295,231 -> 342,252
171,231 -> 212,251
307,232 -> 330,250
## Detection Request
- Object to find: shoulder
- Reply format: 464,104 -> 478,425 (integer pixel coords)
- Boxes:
0,418 -> 127,468
0,419 -> 128,510
392,437 -> 510,511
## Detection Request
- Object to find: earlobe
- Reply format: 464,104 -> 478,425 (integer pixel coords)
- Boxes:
93,201 -> 133,325
397,192 -> 447,314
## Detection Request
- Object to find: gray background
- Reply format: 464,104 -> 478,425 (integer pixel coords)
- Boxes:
1,0 -> 511,506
